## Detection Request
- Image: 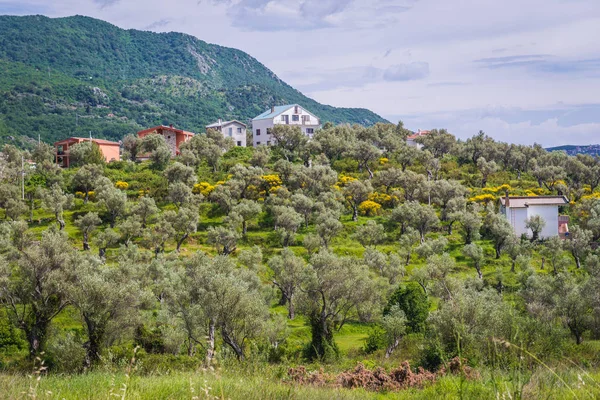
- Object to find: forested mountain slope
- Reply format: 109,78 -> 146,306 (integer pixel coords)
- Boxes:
0,15 -> 387,146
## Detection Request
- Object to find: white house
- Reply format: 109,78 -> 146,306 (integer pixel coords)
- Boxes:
206,119 -> 247,147
251,104 -> 321,147
500,195 -> 569,238
406,129 -> 430,149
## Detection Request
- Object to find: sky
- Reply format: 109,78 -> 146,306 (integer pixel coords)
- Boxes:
1,0 -> 600,147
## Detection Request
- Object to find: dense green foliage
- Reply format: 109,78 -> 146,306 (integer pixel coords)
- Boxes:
0,15 -> 387,147
2,124 -> 600,397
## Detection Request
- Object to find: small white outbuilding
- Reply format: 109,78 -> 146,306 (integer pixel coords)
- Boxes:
499,195 -> 569,239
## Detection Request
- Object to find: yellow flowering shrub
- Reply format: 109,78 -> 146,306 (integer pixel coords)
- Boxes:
368,192 -> 393,208
483,184 -> 512,193
468,194 -> 496,203
337,175 -> 357,188
138,189 -> 149,197
581,192 -> 600,201
358,200 -> 382,216
75,191 -> 85,199
115,181 -> 129,190
261,174 -> 283,189
87,191 -> 95,201
379,157 -> 389,165
193,182 -> 215,196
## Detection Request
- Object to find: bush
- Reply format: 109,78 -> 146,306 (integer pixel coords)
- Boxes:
385,282 -> 429,334
358,200 -> 382,216
363,326 -> 386,354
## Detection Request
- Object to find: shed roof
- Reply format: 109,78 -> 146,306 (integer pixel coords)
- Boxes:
500,196 -> 569,208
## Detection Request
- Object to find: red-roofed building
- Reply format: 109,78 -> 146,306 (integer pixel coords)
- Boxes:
406,129 -> 430,149
137,125 -> 194,157
54,137 -> 120,168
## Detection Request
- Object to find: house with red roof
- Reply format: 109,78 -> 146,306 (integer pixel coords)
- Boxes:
406,129 -> 430,149
137,125 -> 194,157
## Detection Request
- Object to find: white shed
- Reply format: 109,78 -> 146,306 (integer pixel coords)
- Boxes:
499,195 -> 569,238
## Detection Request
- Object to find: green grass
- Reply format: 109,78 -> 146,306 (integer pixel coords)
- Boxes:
1,367 -> 599,399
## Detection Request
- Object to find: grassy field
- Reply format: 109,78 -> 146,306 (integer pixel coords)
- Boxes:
1,366 -> 599,399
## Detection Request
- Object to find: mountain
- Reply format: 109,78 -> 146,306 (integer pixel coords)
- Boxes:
546,144 -> 600,156
0,15 -> 388,147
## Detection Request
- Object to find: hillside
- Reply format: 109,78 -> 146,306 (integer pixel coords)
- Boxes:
547,144 -> 600,156
0,15 -> 388,147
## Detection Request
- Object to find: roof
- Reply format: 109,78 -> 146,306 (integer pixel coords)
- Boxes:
407,130 -> 431,140
206,120 -> 247,129
500,196 -> 569,208
54,137 -> 120,146
253,105 -> 296,121
137,125 -> 195,137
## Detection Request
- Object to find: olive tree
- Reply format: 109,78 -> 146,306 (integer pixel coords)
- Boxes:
41,184 -> 73,230
300,250 -> 379,359
269,248 -> 306,319
463,243 -> 485,279
65,253 -> 145,366
0,228 -> 73,357
74,212 -> 102,251
132,196 -> 159,228
525,215 -> 546,241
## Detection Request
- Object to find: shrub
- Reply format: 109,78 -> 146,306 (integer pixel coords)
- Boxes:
358,200 -> 382,216
115,181 -> 129,190
385,282 -> 429,334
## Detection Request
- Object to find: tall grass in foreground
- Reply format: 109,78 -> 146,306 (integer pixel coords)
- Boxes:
1,368 -> 599,399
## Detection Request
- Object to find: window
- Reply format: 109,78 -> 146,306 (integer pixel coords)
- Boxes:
306,128 -> 314,135
256,142 -> 261,146
228,127 -> 233,137
302,115 -> 310,123
267,141 -> 271,146
281,115 -> 289,124
237,141 -> 242,146
237,127 -> 242,133
256,129 -> 261,136
267,128 -> 272,135
292,115 -> 299,122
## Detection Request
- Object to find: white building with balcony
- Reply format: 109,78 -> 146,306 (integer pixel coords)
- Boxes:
206,119 -> 247,147
251,104 -> 321,147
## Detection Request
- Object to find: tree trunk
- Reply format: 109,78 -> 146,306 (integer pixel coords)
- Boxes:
242,221 -> 248,235
206,321 -> 216,363
495,245 -> 501,259
84,316 -> 104,367
367,166 -> 374,179
574,253 -> 581,269
447,221 -> 453,235
352,205 -> 358,222
26,325 -> 47,358
511,259 -> 516,273
385,337 -> 401,358
221,328 -> 244,360
99,247 -> 106,259
541,257 -> 545,270
288,294 -> 295,320
56,213 -> 65,230
83,232 -> 90,251
176,233 -> 188,252
476,266 -> 483,279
